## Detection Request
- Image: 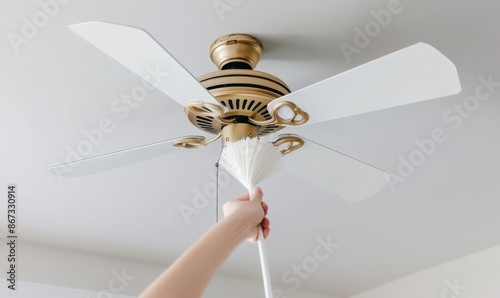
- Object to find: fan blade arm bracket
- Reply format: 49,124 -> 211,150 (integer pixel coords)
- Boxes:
249,101 -> 309,127
272,134 -> 304,155
171,133 -> 222,148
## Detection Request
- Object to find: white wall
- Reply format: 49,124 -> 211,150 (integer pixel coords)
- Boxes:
1,241 -> 336,298
350,244 -> 500,298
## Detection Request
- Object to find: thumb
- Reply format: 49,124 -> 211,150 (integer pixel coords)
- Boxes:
249,187 -> 263,202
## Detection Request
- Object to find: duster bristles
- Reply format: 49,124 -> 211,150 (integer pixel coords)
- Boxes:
219,137 -> 284,191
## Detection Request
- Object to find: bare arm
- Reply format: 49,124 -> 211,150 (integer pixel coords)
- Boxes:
139,187 -> 270,298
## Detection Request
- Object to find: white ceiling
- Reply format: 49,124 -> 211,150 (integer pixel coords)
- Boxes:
2,0 -> 500,296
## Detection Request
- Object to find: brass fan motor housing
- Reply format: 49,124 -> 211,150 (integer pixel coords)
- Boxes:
187,34 -> 292,137
188,69 -> 290,136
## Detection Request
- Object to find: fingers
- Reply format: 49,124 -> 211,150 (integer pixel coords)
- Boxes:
261,217 -> 270,228
262,202 -> 268,216
223,192 -> 249,212
249,187 -> 263,203
231,187 -> 262,203
261,217 -> 270,239
234,191 -> 251,202
255,189 -> 269,239
263,226 -> 270,239
262,226 -> 270,239
223,188 -> 267,218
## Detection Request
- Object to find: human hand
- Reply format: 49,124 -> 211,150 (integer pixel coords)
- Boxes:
223,187 -> 270,243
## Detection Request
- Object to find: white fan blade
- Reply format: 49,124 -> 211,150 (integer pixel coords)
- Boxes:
279,134 -> 391,202
69,21 -> 218,106
49,136 -> 205,177
269,43 -> 461,126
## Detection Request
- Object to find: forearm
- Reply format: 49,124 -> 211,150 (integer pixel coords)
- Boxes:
139,215 -> 250,298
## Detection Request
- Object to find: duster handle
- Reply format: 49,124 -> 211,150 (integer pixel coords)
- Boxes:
249,186 -> 273,298
258,225 -> 273,298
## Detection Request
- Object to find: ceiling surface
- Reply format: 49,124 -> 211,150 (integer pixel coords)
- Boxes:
1,0 -> 500,297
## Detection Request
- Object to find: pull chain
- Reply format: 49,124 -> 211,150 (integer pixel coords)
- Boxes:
215,148 -> 223,223
215,161 -> 219,223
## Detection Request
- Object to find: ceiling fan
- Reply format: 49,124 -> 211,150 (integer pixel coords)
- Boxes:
49,21 -> 461,202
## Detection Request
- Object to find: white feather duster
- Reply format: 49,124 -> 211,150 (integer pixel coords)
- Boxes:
219,137 -> 284,298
